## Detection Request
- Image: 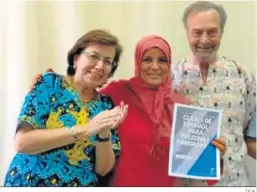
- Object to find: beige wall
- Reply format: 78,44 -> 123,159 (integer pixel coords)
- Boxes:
0,1 -> 256,185
21,1 -> 256,81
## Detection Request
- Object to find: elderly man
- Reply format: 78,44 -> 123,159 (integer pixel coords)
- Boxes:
172,1 -> 256,186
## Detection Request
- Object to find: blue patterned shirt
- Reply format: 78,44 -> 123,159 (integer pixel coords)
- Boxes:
4,72 -> 120,187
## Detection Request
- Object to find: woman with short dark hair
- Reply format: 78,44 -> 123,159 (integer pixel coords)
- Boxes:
4,29 -> 128,187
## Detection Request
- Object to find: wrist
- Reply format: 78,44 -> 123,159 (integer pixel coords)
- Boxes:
72,125 -> 90,139
98,130 -> 110,138
69,126 -> 79,141
97,131 -> 111,142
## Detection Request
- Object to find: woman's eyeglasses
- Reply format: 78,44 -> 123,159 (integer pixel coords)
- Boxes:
82,51 -> 116,68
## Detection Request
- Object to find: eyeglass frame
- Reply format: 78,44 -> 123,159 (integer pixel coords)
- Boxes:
81,50 -> 117,68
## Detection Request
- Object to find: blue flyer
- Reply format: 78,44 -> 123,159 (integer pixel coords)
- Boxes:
168,103 -> 222,180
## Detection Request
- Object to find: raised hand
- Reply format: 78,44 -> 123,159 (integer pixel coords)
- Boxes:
112,101 -> 128,128
88,106 -> 122,136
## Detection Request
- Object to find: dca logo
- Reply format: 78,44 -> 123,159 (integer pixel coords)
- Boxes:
246,189 -> 256,192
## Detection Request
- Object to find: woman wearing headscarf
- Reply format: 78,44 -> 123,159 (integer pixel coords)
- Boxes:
29,35 -> 226,186
100,35 -> 185,186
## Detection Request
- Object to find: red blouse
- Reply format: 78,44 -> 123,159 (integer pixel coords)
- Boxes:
100,80 -> 176,187
100,80 -> 218,186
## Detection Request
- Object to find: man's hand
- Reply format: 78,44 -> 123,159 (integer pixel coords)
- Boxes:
212,138 -> 226,154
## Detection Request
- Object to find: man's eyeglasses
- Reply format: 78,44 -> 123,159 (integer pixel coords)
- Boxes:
82,51 -> 116,68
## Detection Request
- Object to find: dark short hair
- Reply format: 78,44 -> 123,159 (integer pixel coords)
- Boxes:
67,29 -> 123,77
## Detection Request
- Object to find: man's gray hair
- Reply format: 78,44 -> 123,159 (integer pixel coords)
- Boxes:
182,1 -> 227,33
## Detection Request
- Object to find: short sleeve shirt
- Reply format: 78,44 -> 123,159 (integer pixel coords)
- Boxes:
4,73 -> 121,187
172,56 -> 256,186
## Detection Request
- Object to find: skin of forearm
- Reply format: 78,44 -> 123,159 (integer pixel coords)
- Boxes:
15,125 -> 89,154
95,138 -> 115,176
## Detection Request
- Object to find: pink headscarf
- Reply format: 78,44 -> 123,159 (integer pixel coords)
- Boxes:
128,35 -> 185,159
